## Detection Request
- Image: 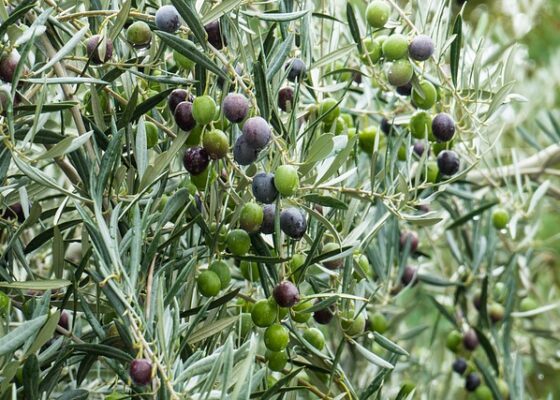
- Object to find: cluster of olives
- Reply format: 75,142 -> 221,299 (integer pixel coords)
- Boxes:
349,1 -> 461,180
446,329 -> 510,399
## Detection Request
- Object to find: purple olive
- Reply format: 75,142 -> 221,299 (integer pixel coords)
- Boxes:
0,50 -> 21,82
86,35 -> 113,65
260,204 -> 276,234
205,20 -> 226,49
452,358 -> 467,375
437,150 -> 460,176
409,35 -> 435,61
252,172 -> 278,204
130,359 -> 152,386
463,329 -> 479,351
396,82 -> 412,96
401,266 -> 418,286
2,203 -> 25,222
168,89 -> 192,113
242,116 -> 271,150
285,58 -> 306,82
222,93 -> 249,123
432,113 -> 456,142
280,207 -> 307,240
313,303 -> 334,325
399,231 -> 419,253
465,373 -> 481,392
278,87 -> 295,112
183,146 -> 210,176
273,281 -> 300,308
174,101 -> 196,132
155,5 -> 181,33
233,135 -> 259,166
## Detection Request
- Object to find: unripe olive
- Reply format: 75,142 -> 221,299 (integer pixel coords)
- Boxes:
251,299 -> 278,327
226,229 -> 251,256
264,323 -> 289,351
174,50 -> 195,70
209,260 -> 231,289
492,208 -> 510,230
291,300 -> 312,323
340,312 -> 366,337
474,385 -> 494,400
303,327 -> 325,350
202,129 -> 229,159
412,80 -> 437,109
318,98 -> 340,125
144,121 -> 158,149
265,350 -> 288,372
361,38 -> 382,64
274,165 -> 299,196
368,312 -> 388,334
387,59 -> 413,87
446,330 -> 462,352
239,260 -> 260,281
365,1 -> 391,28
519,297 -> 538,312
192,95 -> 217,125
358,126 -> 377,153
382,34 -> 409,60
239,202 -> 263,233
197,270 -> 221,297
126,21 -> 152,48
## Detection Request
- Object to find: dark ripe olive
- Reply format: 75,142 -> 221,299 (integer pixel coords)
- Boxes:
86,35 -> 113,65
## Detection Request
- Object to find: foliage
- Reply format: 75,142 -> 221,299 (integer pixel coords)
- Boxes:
0,0 -> 558,399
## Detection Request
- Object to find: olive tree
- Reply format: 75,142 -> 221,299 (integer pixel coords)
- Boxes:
0,0 -> 558,399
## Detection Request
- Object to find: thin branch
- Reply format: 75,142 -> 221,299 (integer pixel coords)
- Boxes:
467,144 -> 560,182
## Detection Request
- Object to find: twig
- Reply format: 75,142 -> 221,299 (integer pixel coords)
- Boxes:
467,144 -> 560,182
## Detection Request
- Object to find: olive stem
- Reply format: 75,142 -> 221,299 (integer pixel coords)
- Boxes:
37,28 -> 97,162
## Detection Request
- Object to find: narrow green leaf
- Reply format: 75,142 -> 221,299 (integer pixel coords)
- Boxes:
346,4 -> 362,52
350,339 -> 394,369
188,316 -> 238,344
450,14 -> 462,87
108,0 -> 131,41
253,60 -> 270,120
55,389 -> 90,400
0,0 -> 35,38
171,0 -> 207,48
155,31 -> 228,81
25,311 -> 61,356
447,201 -> 498,230
23,355 -> 39,400
373,332 -> 409,356
21,77 -> 109,85
473,327 -> 499,374
242,9 -> 309,22
35,25 -> 89,74
201,0 -> 242,25
0,315 -> 47,357
0,279 -> 71,290
261,368 -> 304,400
35,131 -> 94,161
302,194 -> 348,210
